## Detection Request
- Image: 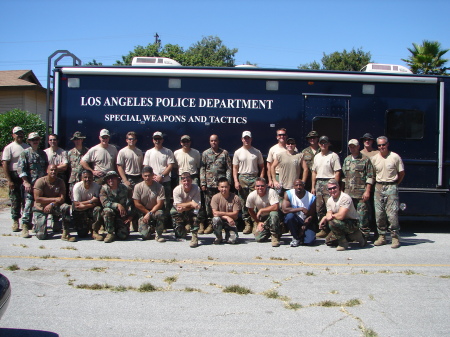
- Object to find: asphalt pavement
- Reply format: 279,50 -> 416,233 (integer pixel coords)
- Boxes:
0,208 -> 449,337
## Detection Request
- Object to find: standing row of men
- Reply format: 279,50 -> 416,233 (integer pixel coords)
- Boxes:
2,126 -> 404,250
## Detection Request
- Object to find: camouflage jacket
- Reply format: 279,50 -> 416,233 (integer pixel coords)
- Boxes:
68,146 -> 89,183
17,148 -> 48,185
342,153 -> 375,199
100,183 -> 131,212
200,147 -> 232,188
301,146 -> 321,170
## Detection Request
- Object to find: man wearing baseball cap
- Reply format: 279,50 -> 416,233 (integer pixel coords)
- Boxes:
233,131 -> 265,234
174,135 -> 201,185
360,133 -> 379,158
81,129 -> 118,184
301,131 -> 320,191
68,131 -> 89,199
2,126 -> 29,232
17,132 -> 49,238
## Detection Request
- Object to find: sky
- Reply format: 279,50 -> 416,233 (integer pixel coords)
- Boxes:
1,0 -> 450,86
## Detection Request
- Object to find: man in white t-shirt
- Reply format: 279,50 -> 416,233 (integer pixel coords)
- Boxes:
282,179 -> 316,247
246,177 -> 280,247
233,131 -> 265,234
72,170 -> 102,240
318,179 -> 366,251
1,126 -> 29,232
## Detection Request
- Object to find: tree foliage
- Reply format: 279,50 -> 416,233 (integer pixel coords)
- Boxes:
299,48 -> 372,71
0,109 -> 46,150
115,36 -> 238,67
84,59 -> 103,66
401,40 -> 449,75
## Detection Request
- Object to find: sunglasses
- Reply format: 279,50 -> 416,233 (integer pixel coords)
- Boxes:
153,138 -> 162,141
327,186 -> 337,191
377,143 -> 387,147
255,185 -> 265,187
101,136 -> 109,139
277,134 -> 286,136
127,138 -> 136,141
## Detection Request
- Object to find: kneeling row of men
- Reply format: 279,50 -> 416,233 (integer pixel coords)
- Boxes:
25,162 -> 365,251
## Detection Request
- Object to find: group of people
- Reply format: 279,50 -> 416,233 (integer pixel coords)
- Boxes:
1,126 -> 404,250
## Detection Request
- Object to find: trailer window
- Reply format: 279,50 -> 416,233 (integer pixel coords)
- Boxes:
386,109 -> 424,139
312,117 -> 343,153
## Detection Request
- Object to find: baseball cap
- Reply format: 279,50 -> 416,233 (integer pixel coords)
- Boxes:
348,139 -> 359,146
104,171 -> 119,179
242,131 -> 252,138
153,131 -> 163,138
306,131 -> 319,138
286,138 -> 296,144
319,136 -> 329,144
360,133 -> 374,141
99,129 -> 110,137
70,131 -> 86,140
27,132 -> 41,140
12,126 -> 23,134
181,135 -> 191,141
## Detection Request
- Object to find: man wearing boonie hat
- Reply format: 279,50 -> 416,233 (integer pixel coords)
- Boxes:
2,126 -> 30,232
17,132 -> 49,238
233,131 -> 265,235
360,133 -> 379,158
68,131 -> 89,199
342,139 -> 375,242
301,131 -> 320,191
143,131 -> 175,230
311,135 -> 341,239
81,129 -> 118,184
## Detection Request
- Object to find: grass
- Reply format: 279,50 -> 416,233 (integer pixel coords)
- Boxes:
284,302 -> 302,310
345,298 -> 362,307
263,290 -> 281,299
439,275 -> 450,278
402,269 -> 416,275
38,245 -> 46,249
164,275 -> 178,285
269,257 -> 287,261
6,264 -> 20,271
330,290 -> 339,294
99,256 -> 120,260
184,287 -> 201,292
223,285 -> 253,295
316,300 -> 341,307
306,271 -> 315,276
314,299 -> 362,307
138,283 -> 158,292
41,254 -> 57,259
76,283 -> 112,290
61,246 -> 77,251
91,267 -> 108,272
26,266 -> 41,271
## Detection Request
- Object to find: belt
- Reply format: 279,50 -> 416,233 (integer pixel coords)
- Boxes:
239,173 -> 257,177
376,181 -> 397,185
317,178 -> 332,181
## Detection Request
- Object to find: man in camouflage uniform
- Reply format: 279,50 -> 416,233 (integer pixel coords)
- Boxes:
2,126 -> 29,232
199,134 -> 232,234
342,139 -> 375,240
17,132 -> 48,238
72,170 -> 102,240
99,171 -> 132,243
32,165 -> 76,242
233,131 -> 265,234
67,131 -> 89,200
301,131 -> 320,191
371,136 -> 405,249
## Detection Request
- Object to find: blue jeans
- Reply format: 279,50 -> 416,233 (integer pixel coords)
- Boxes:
284,213 -> 315,245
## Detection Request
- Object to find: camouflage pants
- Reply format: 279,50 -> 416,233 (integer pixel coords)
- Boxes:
161,181 -> 173,228
22,190 -> 35,225
72,206 -> 103,237
101,208 -> 130,240
33,203 -> 71,240
238,174 -> 257,223
374,183 -> 400,235
254,211 -> 280,242
138,210 -> 165,240
202,187 -> 218,222
351,197 -> 371,237
328,218 -> 359,240
212,216 -> 239,240
170,208 -> 199,238
8,171 -> 24,220
315,179 -> 331,224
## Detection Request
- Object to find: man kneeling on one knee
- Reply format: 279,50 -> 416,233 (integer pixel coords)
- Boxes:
318,179 -> 366,251
282,179 -> 316,247
246,177 -> 281,247
33,165 -> 76,241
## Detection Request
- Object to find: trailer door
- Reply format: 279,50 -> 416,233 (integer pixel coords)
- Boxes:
302,93 -> 351,157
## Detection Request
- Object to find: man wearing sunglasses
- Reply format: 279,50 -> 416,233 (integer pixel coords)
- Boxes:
266,128 -> 289,188
81,129 -> 118,184
371,136 -> 405,249
174,135 -> 201,185
318,179 -> 366,251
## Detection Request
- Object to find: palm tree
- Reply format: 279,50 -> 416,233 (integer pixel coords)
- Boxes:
402,40 -> 449,75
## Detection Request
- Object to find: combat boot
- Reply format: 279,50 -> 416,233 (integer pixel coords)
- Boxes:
104,233 -> 115,243
348,230 -> 367,247
198,222 -> 205,234
92,231 -> 104,241
203,222 -> 213,234
190,231 -> 199,248
61,230 -> 77,242
243,221 -> 253,234
213,233 -> 223,245
391,234 -> 400,249
374,234 -> 386,246
316,229 -> 328,238
12,219 -> 20,232
336,238 -> 349,251
155,233 -> 166,243
271,234 -> 280,247
21,224 -> 31,238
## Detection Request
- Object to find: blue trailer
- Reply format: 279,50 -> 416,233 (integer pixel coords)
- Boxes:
52,61 -> 450,221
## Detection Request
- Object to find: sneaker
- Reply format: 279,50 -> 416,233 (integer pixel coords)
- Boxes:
213,237 -> 222,245
290,239 -> 300,247
228,231 -> 237,244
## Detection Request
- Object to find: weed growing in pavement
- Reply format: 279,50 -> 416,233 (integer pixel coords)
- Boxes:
6,264 -> 20,271
26,266 -> 41,271
345,298 -> 362,307
76,283 -> 112,290
2,233 -> 12,236
111,285 -> 128,292
284,302 -> 302,310
67,279 -> 76,286
439,275 -> 450,278
316,300 -> 341,307
223,285 -> 253,295
330,290 -> 339,294
61,246 -> 77,251
369,294 -> 375,300
360,269 -> 369,274
91,267 -> 108,272
164,275 -> 178,285
39,245 -> 46,249
138,283 -> 158,292
41,254 -> 57,259
269,257 -> 287,261
184,287 -> 202,292
359,324 -> 379,337
99,256 -> 121,260
402,270 -> 416,275
263,290 -> 281,299
378,269 -> 392,274
12,243 -> 28,248
306,271 -> 315,276
162,258 -> 178,263
254,256 -> 262,260
229,270 -> 239,274
207,256 -> 214,260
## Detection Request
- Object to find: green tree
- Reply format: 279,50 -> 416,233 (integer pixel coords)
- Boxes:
298,48 -> 372,71
84,59 -> 103,66
115,35 -> 238,67
0,109 -> 46,150
401,40 -> 449,75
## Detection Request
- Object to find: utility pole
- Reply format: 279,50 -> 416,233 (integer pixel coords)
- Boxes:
154,33 -> 161,46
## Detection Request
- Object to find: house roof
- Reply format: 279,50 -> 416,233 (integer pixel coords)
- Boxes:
0,70 -> 43,88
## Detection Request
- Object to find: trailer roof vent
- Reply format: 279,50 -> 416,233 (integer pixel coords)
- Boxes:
360,63 -> 412,74
131,57 -> 181,67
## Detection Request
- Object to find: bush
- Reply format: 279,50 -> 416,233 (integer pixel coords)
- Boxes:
0,109 -> 47,150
